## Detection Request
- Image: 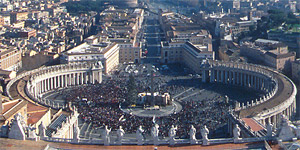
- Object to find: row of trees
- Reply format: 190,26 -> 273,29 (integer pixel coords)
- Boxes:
126,75 -> 138,105
62,1 -> 106,14
238,10 -> 300,42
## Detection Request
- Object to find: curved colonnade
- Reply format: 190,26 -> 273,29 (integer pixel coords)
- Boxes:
5,60 -> 297,142
6,62 -> 103,109
201,60 -> 297,128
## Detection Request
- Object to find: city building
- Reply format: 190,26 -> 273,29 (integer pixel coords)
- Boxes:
18,28 -> 36,39
118,42 -> 141,64
240,39 -> 296,73
0,46 -> 22,71
10,11 -> 28,24
228,20 -> 256,37
61,42 -> 119,74
97,7 -> 144,64
291,58 -> 300,84
268,30 -> 300,57
161,41 -> 215,73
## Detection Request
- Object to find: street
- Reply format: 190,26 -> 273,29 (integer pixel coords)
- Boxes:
142,13 -> 163,64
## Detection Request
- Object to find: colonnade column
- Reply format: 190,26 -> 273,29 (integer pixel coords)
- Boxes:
248,74 -> 253,87
72,73 -> 75,85
244,74 -> 247,87
74,73 -> 76,85
224,70 -> 228,84
50,77 -> 53,90
273,115 -> 277,128
254,76 -> 257,90
210,70 -> 215,83
259,78 -> 263,91
58,76 -> 61,88
54,76 -> 57,89
69,74 -> 72,86
77,73 -> 80,85
236,72 -> 239,85
47,78 -> 50,91
65,75 -> 68,87
81,72 -> 84,84
37,82 -> 40,94
202,70 -> 206,83
229,71 -> 232,84
98,71 -> 102,83
217,70 -> 220,82
92,71 -> 95,84
62,75 -> 65,87
41,80 -> 44,93
251,75 -> 255,88
233,72 -> 236,85
83,72 -> 87,84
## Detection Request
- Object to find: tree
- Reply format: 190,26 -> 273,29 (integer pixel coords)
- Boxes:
126,74 -> 138,105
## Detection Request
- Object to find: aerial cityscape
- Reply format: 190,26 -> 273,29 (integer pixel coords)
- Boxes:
0,0 -> 299,149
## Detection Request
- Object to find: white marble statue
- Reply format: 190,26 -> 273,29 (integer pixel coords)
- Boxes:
27,124 -> 37,139
233,124 -> 241,140
295,126 -> 300,139
169,125 -> 177,146
117,126 -> 125,145
72,122 -> 80,142
136,125 -> 144,145
190,125 -> 197,144
201,125 -> 209,145
103,125 -> 111,146
152,123 -> 159,145
38,121 -> 46,138
266,123 -> 273,137
1,124 -> 9,137
201,125 -> 209,141
8,113 -> 26,140
225,95 -> 229,103
277,115 -> 297,141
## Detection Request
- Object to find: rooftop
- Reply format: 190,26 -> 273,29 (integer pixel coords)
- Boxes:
0,138 -> 278,150
1,99 -> 27,121
265,51 -> 296,59
239,70 -> 295,118
255,39 -> 280,45
67,42 -> 110,54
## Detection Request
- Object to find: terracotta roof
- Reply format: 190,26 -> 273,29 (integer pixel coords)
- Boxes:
242,118 -> 264,132
27,103 -> 47,112
27,103 -> 48,125
2,100 -> 19,113
27,111 -> 48,125
2,99 -> 27,120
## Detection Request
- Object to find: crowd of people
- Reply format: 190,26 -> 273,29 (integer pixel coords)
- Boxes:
61,71 -> 233,138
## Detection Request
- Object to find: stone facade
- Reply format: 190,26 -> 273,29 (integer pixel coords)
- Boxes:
0,46 -> 22,71
292,59 -> 300,84
240,40 -> 296,73
200,60 -> 297,129
161,41 -> 215,73
61,42 -> 119,74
